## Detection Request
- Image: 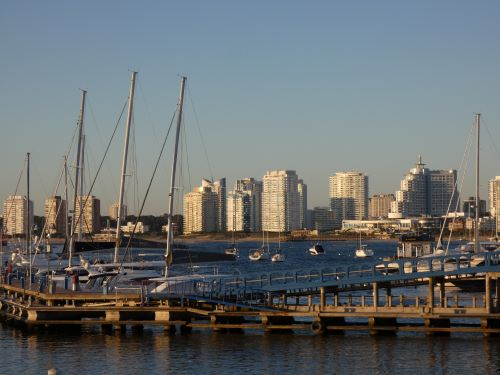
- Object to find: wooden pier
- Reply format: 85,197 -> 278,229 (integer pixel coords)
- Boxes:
1,260 -> 500,336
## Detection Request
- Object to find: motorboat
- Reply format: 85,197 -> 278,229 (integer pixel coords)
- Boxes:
308,243 -> 325,256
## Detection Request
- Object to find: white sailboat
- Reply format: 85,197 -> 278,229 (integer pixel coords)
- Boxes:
249,231 -> 269,261
355,232 -> 374,258
271,232 -> 285,262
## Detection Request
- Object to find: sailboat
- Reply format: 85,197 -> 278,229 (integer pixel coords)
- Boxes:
355,232 -> 374,258
271,231 -> 285,262
249,231 -> 269,261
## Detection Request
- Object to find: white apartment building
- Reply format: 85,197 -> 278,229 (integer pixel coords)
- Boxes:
329,171 -> 368,229
298,179 -> 307,229
3,195 -> 33,236
262,170 -> 301,233
226,190 -> 249,232
45,196 -> 66,235
391,156 -> 457,218
183,186 -> 217,234
489,176 -> 500,235
74,195 -> 101,234
201,178 -> 226,232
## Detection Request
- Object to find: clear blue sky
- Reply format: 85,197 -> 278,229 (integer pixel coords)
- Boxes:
2,1 -> 500,215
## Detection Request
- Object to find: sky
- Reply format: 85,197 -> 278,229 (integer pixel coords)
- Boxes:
1,1 -> 500,216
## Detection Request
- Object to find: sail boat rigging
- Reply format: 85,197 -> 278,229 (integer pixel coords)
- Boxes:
114,71 -> 137,263
164,75 -> 186,276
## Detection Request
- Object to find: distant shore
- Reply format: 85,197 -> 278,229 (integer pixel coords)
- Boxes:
20,232 -> 495,246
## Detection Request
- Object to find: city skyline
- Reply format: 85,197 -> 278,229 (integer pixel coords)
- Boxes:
2,1 -> 500,216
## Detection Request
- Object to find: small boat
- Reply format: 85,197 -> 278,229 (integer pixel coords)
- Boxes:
224,245 -> 238,256
355,244 -> 374,258
308,243 -> 325,256
355,232 -> 374,258
249,247 -> 269,261
271,251 -> 285,262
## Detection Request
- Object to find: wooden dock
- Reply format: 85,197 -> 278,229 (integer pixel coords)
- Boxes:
1,269 -> 500,336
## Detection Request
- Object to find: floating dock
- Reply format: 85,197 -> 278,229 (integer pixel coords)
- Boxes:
1,251 -> 500,336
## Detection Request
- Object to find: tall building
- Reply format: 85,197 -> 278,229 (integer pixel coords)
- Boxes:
226,190 -> 249,232
310,207 -> 335,232
201,178 -> 226,232
390,156 -> 458,218
44,196 -> 66,235
489,176 -> 500,235
3,195 -> 33,236
227,178 -> 263,233
183,186 -> 217,234
74,195 -> 101,234
297,179 -> 307,229
109,202 -> 127,221
262,170 -> 301,233
329,172 -> 368,228
369,194 -> 395,219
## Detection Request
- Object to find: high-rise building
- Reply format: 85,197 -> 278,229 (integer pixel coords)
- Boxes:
227,178 -> 263,233
183,186 -> 217,234
329,171 -> 368,228
44,196 -> 66,235
262,170 -> 301,233
310,206 -> 335,232
298,179 -> 307,229
3,195 -> 33,236
227,190 -> 249,232
369,194 -> 395,219
390,156 -> 458,218
489,177 -> 500,235
74,195 -> 101,234
109,202 -> 127,221
201,178 -> 226,232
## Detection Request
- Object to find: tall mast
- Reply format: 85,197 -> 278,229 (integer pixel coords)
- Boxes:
68,89 -> 86,267
114,71 -> 137,263
26,152 -> 31,285
79,134 -> 85,239
165,76 -> 187,276
474,113 -> 481,253
26,152 -> 30,255
64,156 -> 70,245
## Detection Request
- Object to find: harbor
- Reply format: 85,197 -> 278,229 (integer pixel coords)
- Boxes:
1,241 -> 499,337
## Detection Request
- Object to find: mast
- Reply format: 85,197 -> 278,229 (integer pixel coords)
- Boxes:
114,71 -> 137,263
27,152 -> 32,285
64,156 -> 70,246
79,134 -> 85,239
68,89 -> 86,267
165,76 -> 187,276
474,113 -> 481,253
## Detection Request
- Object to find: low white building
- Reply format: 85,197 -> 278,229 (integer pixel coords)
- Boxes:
120,221 -> 149,234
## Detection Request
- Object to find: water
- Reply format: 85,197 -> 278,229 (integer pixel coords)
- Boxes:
2,240 -> 500,374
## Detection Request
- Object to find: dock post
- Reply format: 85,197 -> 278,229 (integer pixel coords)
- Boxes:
439,280 -> 446,308
428,277 -> 434,310
320,287 -> 325,310
373,282 -> 378,309
496,277 -> 500,310
485,273 -> 491,313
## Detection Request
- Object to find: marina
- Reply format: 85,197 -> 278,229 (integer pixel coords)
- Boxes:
1,241 -> 500,337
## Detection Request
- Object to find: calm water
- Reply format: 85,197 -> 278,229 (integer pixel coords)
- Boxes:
2,240 -> 500,374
